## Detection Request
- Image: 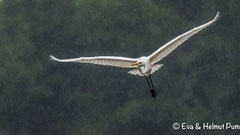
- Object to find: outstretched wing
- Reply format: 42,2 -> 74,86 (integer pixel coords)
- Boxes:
50,55 -> 138,68
149,12 -> 220,64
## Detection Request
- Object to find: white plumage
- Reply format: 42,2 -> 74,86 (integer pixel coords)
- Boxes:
50,12 -> 220,76
128,64 -> 163,76
50,56 -> 138,68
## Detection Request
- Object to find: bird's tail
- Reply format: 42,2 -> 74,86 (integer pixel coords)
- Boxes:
128,64 -> 163,76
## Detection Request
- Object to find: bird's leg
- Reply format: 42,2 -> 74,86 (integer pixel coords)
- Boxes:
148,74 -> 157,99
144,75 -> 152,92
144,74 -> 156,99
138,65 -> 156,99
149,74 -> 155,91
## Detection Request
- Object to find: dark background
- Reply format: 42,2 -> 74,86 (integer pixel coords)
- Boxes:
0,0 -> 239,134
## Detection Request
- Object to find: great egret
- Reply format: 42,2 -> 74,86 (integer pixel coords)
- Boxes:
50,12 -> 220,99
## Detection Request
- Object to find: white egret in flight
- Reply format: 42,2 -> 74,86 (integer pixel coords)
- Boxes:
50,12 -> 220,99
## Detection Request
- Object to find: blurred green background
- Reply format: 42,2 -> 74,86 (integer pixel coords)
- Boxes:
0,0 -> 239,134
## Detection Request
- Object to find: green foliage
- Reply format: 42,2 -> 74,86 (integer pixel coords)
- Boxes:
0,0 -> 239,134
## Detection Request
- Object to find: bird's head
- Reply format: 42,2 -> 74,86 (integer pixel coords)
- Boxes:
131,57 -> 147,66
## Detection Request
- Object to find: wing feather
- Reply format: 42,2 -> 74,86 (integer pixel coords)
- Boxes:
149,12 -> 220,64
50,55 -> 138,68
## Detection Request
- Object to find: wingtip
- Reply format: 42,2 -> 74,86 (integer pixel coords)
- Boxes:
214,11 -> 221,20
49,55 -> 58,61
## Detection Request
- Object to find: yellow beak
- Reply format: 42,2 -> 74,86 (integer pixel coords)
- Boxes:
131,62 -> 140,66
